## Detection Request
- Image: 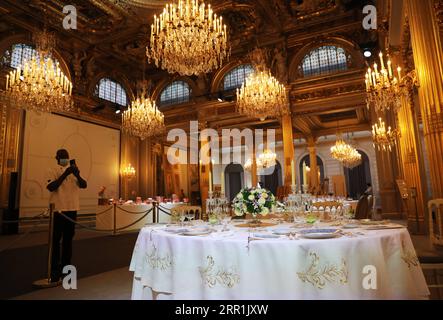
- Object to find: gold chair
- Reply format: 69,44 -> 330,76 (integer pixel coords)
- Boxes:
170,205 -> 203,223
429,199 -> 443,246
311,201 -> 343,221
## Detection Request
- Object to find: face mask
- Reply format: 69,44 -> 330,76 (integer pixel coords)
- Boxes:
59,158 -> 69,166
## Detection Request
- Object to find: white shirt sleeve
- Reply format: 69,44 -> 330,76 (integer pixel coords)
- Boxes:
45,168 -> 57,186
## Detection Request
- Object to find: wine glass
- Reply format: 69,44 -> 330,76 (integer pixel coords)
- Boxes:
221,212 -> 232,231
179,211 -> 186,227
185,211 -> 195,226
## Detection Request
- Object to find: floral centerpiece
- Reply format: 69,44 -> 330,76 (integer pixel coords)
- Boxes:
232,187 -> 276,222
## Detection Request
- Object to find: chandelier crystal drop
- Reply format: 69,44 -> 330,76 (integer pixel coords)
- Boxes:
147,0 -> 230,76
365,51 -> 410,113
122,96 -> 165,140
256,149 -> 277,169
3,30 -> 73,113
330,136 -> 362,169
372,117 -> 400,152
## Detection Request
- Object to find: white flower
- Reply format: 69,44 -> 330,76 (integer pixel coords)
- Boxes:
248,194 -> 254,201
258,197 -> 266,205
261,207 -> 269,216
261,193 -> 268,199
237,193 -> 243,199
234,207 -> 242,216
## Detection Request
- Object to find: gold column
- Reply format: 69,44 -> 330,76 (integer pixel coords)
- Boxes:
405,0 -> 443,198
281,114 -> 295,186
397,88 -> 428,233
251,138 -> 258,187
199,122 -> 210,216
120,133 -> 139,200
307,136 -> 319,191
372,107 -> 403,218
0,106 -> 24,207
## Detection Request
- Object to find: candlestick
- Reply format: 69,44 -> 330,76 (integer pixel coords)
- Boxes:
220,171 -> 225,195
208,169 -> 212,193
387,60 -> 393,78
397,67 -> 402,81
302,161 -> 307,188
379,52 -> 385,70
291,158 -> 296,187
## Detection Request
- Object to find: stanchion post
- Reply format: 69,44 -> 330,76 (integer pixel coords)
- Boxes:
113,203 -> 117,236
33,203 -> 60,288
153,201 -> 157,224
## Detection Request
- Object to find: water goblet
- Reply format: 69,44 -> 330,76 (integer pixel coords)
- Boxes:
179,212 -> 186,227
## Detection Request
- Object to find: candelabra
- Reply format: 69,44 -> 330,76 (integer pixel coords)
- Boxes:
372,117 -> 400,152
365,51 -> 417,114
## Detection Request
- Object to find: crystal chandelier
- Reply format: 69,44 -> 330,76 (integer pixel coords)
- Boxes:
372,117 -> 400,152
147,0 -> 230,76
365,52 -> 409,113
330,135 -> 362,169
121,163 -> 136,180
244,158 -> 253,171
256,149 -> 277,169
341,148 -> 362,169
3,29 -> 73,113
236,49 -> 289,121
122,95 -> 165,140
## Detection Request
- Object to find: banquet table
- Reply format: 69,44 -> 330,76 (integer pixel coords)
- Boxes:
129,222 -> 430,300
95,202 -> 183,232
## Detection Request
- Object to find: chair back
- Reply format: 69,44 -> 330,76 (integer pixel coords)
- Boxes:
354,195 -> 369,219
428,199 -> 443,246
170,205 -> 202,222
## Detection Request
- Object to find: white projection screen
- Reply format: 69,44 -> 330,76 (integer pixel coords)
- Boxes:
20,111 -> 120,217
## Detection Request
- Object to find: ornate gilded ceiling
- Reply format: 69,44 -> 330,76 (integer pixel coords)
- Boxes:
0,0 -> 378,139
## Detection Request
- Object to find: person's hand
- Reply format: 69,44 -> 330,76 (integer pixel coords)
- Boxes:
71,165 -> 80,176
64,166 -> 74,175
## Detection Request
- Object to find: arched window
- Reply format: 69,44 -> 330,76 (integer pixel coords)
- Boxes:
9,44 -> 37,68
94,78 -> 128,106
300,45 -> 348,77
2,44 -> 57,69
159,81 -> 190,107
223,64 -> 254,91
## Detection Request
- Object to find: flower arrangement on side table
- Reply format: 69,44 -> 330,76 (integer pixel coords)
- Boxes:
232,187 -> 276,224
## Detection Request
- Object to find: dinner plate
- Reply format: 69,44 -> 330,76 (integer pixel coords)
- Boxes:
181,230 -> 212,236
163,227 -> 189,233
252,233 -> 280,239
363,224 -> 405,230
299,228 -> 341,239
342,223 -> 360,229
359,219 -> 390,225
272,228 -> 293,235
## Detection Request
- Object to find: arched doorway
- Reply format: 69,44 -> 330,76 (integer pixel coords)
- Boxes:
259,161 -> 282,195
344,150 -> 371,199
299,154 -> 325,186
225,163 -> 244,201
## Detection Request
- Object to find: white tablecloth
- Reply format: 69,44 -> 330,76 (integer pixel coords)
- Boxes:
95,203 -> 183,232
129,223 -> 429,300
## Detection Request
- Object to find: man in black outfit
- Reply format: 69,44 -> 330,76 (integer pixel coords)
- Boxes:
46,149 -> 87,283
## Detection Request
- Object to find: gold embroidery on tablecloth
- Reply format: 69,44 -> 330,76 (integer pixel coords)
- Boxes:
146,244 -> 174,271
199,256 -> 240,288
297,252 -> 348,289
401,240 -> 419,269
